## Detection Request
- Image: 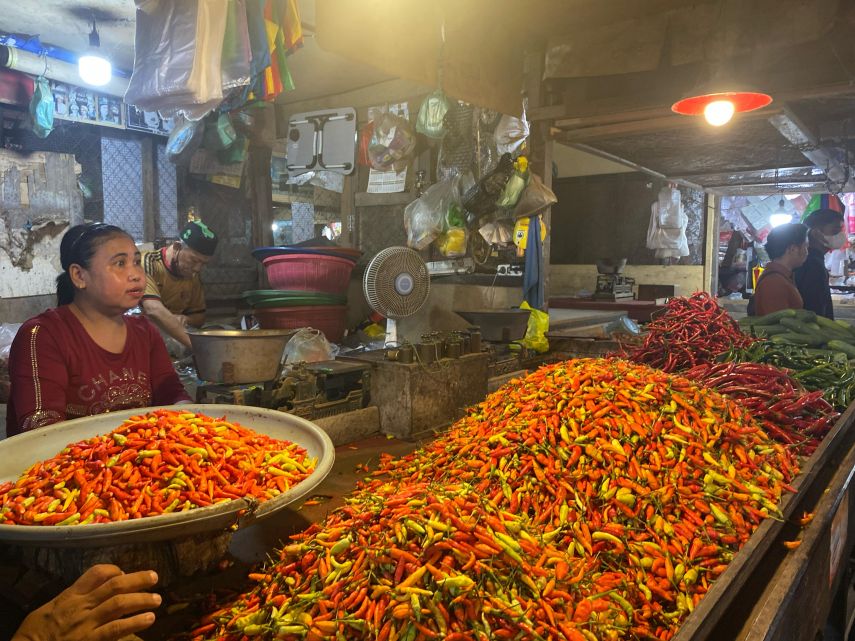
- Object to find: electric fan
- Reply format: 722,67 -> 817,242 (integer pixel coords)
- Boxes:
363,247 -> 431,346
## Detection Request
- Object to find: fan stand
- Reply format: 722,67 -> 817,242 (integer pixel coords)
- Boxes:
385,318 -> 399,347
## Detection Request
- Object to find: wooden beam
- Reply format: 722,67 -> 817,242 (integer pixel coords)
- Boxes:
707,182 -> 828,196
141,138 -> 156,242
531,81 -> 855,124
565,143 -> 705,191
354,192 -> 413,207
768,105 -> 852,189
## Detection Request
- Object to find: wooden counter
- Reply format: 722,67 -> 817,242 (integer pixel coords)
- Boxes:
549,297 -> 666,323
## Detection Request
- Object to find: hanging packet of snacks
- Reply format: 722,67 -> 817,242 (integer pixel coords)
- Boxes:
416,89 -> 450,139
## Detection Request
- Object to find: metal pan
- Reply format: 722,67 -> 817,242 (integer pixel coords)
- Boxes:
0,404 -> 335,547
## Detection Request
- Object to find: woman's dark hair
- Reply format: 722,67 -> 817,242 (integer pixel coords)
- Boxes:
56,223 -> 130,306
765,223 -> 808,260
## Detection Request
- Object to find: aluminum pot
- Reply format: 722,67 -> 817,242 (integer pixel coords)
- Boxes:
188,329 -> 297,384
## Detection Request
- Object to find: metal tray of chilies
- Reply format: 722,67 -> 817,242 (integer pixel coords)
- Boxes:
671,399 -> 855,641
0,404 -> 335,548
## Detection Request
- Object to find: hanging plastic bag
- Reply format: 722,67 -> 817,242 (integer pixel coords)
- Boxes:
166,116 -> 205,165
497,156 -> 529,208
405,177 -> 459,250
204,113 -> 237,150
495,111 -> 530,155
435,227 -> 468,257
416,90 -> 450,139
368,112 -> 416,172
462,153 -> 515,215
512,172 -> 557,219
284,328 -> 335,363
516,301 -> 549,353
29,77 -> 54,139
217,133 -> 248,164
220,0 -> 252,90
357,120 -> 374,167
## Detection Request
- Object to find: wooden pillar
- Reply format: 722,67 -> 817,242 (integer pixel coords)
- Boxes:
341,174 -> 356,248
524,50 -> 554,308
704,194 -> 720,294
141,137 -> 156,242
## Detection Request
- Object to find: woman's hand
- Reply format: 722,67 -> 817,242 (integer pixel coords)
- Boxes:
12,564 -> 160,641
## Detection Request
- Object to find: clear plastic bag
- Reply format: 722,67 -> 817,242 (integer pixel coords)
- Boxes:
220,0 -> 252,90
368,112 -> 416,172
125,0 -> 228,120
495,111 -> 530,155
416,90 -> 450,139
512,172 -> 557,219
284,328 -> 335,364
405,177 -> 460,250
497,157 -> 529,209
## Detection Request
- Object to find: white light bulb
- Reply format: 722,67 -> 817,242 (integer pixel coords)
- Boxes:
703,100 -> 735,127
78,55 -> 112,87
769,213 -> 793,228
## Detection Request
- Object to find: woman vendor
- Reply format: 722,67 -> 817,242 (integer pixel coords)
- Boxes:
6,222 -> 191,436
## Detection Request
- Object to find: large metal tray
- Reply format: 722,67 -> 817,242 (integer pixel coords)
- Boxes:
0,404 -> 335,547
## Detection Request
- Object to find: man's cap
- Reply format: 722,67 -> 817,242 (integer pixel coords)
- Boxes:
180,220 -> 218,256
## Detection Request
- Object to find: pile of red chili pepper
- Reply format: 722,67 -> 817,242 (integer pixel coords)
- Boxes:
684,362 -> 838,456
622,292 -> 755,373
192,359 -> 797,641
0,409 -> 315,526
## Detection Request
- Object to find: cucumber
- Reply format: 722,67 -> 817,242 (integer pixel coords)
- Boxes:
827,340 -> 855,358
770,332 -> 827,347
817,315 -> 845,331
746,324 -> 789,337
780,317 -> 820,335
792,309 -> 818,323
834,319 -> 855,332
748,309 -> 797,325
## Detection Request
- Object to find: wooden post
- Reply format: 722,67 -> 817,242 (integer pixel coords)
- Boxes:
524,50 -> 554,308
704,195 -> 720,295
141,137 -> 156,242
248,145 -> 273,287
341,174 -> 356,248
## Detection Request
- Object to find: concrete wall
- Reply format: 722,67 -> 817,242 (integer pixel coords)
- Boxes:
550,264 -> 706,298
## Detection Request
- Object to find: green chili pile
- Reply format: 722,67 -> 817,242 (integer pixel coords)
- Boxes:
191,359 -> 797,641
723,340 -> 855,410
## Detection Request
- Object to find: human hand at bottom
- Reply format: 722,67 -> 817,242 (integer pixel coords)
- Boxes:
12,564 -> 160,641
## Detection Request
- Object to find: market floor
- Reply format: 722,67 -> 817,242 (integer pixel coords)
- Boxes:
0,434 -> 426,640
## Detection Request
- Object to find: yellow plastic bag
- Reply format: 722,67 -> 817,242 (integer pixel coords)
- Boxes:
516,301 -> 549,353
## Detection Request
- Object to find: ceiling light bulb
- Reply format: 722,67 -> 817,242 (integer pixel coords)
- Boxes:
79,54 -> 112,86
704,100 -> 735,126
769,213 -> 793,228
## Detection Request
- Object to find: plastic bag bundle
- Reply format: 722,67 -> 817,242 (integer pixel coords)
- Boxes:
462,153 -> 514,215
416,90 -> 450,139
368,113 -> 416,172
284,328 -> 335,363
126,0 -> 230,120
405,177 -> 460,250
435,228 -> 468,257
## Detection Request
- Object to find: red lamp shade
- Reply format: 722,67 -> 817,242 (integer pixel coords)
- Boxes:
671,91 -> 772,116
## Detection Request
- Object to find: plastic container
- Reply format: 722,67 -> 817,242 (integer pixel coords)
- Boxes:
254,305 -> 348,343
263,254 -> 355,295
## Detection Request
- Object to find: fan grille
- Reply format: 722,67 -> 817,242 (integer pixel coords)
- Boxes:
363,247 -> 430,319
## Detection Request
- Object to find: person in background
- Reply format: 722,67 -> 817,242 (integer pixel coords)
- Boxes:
749,223 -> 809,317
795,208 -> 845,319
6,223 -> 191,437
11,565 -> 160,641
140,220 -> 218,350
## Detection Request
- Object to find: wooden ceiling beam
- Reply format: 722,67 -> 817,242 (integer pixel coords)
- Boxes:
565,143 -> 704,191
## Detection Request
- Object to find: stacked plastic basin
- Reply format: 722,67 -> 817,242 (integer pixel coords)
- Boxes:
247,245 -> 361,342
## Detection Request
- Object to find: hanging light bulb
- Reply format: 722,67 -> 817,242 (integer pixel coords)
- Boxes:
703,99 -> 736,126
769,197 -> 792,227
78,19 -> 111,87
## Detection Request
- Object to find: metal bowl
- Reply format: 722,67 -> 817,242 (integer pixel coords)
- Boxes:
188,329 -> 297,384
596,258 -> 628,274
0,404 -> 335,547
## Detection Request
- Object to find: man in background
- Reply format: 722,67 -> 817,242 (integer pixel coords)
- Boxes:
141,220 -> 218,349
795,208 -> 845,319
